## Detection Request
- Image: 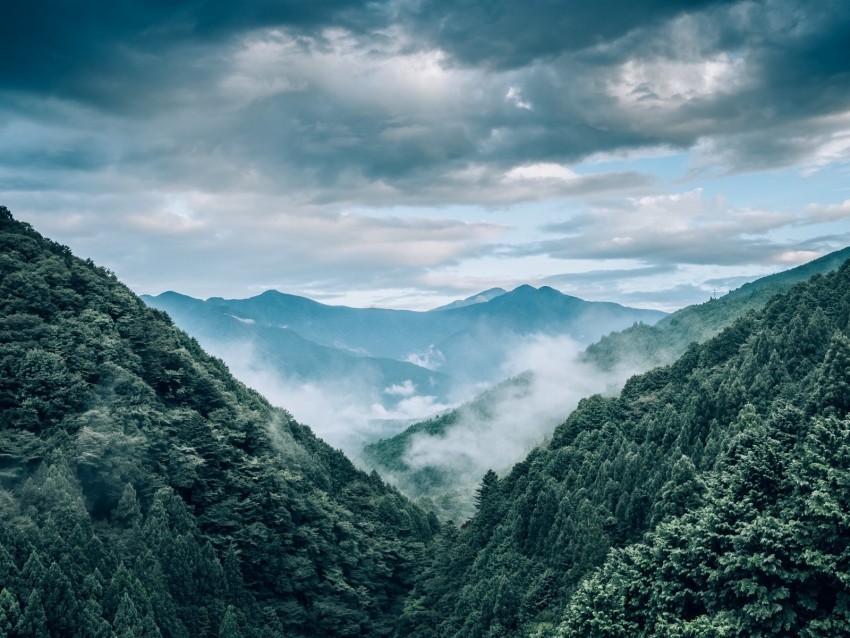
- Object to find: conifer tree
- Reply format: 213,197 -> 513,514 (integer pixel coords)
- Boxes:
0,588 -> 21,637
17,590 -> 48,638
113,483 -> 142,528
218,606 -> 243,638
817,331 -> 850,416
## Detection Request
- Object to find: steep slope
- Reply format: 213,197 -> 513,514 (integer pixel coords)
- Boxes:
401,258 -> 850,637
585,245 -> 850,371
367,250 -> 850,520
432,286 -> 665,383
430,288 -> 507,312
0,207 -> 436,638
362,373 -> 536,520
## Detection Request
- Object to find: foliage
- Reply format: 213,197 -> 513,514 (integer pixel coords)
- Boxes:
0,206 -> 436,637
402,256 -> 850,637
584,245 -> 850,372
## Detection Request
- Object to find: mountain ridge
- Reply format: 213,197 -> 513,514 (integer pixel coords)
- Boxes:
0,206 -> 436,637
400,249 -> 850,638
363,245 -> 850,520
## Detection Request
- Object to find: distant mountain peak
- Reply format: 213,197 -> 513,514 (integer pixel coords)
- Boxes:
430,287 -> 507,311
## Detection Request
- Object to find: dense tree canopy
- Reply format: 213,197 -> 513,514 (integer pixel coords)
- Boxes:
3,204 -> 850,637
401,256 -> 850,637
0,206 -> 436,637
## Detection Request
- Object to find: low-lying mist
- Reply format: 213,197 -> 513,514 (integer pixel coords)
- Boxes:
207,331 -> 643,521
393,334 -> 640,515
206,340 -> 455,457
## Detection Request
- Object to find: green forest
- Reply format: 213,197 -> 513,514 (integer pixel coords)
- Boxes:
2,205 -> 850,637
0,208 -> 437,637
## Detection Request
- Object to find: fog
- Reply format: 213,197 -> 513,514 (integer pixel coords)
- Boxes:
203,330 -> 642,516
205,340 -> 454,457
401,334 -> 636,488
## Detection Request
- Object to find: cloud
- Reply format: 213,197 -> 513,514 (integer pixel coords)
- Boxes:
2,0 -> 850,311
202,339 -> 453,457
521,188 -> 850,267
401,334 -> 634,496
402,0 -> 735,69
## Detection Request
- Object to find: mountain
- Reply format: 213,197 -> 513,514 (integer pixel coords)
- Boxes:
362,373 -> 537,520
585,245 -> 850,371
400,255 -> 850,637
427,285 -> 665,383
366,248 -> 850,520
0,206 -> 437,637
143,286 -> 665,450
430,288 -> 507,311
143,290 -> 453,407
145,285 -> 664,384
5,204 -> 850,637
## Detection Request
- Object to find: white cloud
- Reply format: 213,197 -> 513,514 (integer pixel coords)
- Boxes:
506,86 -> 533,110
402,335 -> 634,487
609,53 -> 745,109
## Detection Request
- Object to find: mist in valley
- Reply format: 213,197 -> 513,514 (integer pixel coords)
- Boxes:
203,326 -> 651,515
402,336 -> 625,477
205,339 -> 456,457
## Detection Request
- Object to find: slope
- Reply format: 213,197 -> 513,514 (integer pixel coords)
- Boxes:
400,256 -> 850,637
429,288 -> 507,312
0,206 -> 436,638
585,245 -> 850,371
367,249 -> 850,521
362,373 -> 536,520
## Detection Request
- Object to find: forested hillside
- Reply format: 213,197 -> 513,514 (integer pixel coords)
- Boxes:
4,204 -> 850,638
585,246 -> 850,371
367,248 -> 850,523
362,373 -> 535,520
401,258 -> 850,637
0,207 -> 437,638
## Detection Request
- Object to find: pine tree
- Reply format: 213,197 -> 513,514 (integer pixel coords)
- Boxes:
42,561 -> 79,637
19,551 -> 46,600
113,593 -> 142,638
113,483 -> 142,528
817,331 -> 850,417
0,588 -> 21,637
218,606 -> 242,638
18,590 -> 48,638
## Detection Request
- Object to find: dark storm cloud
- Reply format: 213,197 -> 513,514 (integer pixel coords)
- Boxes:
0,0 -> 389,107
635,0 -> 850,170
404,0 -> 736,69
4,0 -> 850,194
3,0 -> 850,307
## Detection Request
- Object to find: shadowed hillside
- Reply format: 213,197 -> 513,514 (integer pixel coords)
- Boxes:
0,206 -> 437,638
400,256 -> 850,637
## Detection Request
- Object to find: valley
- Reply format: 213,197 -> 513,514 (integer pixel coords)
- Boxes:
3,207 -> 850,636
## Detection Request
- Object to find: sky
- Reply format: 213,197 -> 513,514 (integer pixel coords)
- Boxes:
2,0 -> 850,311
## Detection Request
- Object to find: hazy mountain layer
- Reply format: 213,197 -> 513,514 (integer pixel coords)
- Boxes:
0,207 -> 436,638
144,285 -> 665,386
430,288 -> 507,312
585,246 -> 850,371
143,290 -> 454,406
143,285 -> 664,453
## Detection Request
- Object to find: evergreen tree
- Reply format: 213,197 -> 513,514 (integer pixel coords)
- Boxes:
113,483 -> 142,528
17,590 -> 48,638
218,606 -> 242,638
0,588 -> 21,637
817,331 -> 850,416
